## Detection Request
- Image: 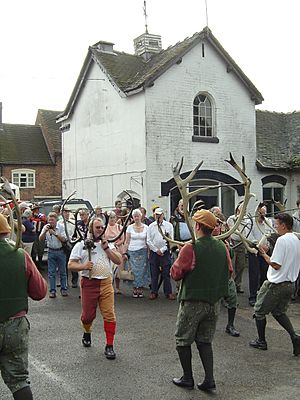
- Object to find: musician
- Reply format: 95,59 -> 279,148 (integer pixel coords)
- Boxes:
0,214 -> 47,400
68,218 -> 122,360
170,209 -> 228,392
250,213 -> 300,356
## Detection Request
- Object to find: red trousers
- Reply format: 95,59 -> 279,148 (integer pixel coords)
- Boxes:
80,276 -> 116,345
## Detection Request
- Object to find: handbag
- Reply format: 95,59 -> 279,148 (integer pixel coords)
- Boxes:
119,262 -> 135,281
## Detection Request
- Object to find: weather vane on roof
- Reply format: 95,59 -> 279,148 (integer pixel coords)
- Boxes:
205,0 -> 209,26
143,0 -> 148,34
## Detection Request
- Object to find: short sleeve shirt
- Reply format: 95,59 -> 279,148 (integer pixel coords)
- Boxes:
70,241 -> 115,279
268,233 -> 300,283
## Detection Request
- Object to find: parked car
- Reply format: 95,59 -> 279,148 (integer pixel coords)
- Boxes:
38,198 -> 94,217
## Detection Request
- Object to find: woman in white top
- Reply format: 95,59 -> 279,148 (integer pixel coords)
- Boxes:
124,209 -> 149,298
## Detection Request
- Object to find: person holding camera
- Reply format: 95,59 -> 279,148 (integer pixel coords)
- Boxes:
39,212 -> 68,298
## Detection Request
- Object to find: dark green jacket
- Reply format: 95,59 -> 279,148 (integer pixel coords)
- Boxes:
178,236 -> 228,305
0,240 -> 28,322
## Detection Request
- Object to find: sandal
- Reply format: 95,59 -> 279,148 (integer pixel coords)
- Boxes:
133,288 -> 139,298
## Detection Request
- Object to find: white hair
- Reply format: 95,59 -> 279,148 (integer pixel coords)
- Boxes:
132,208 -> 142,217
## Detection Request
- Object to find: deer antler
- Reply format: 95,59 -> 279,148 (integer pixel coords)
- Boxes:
272,198 -> 287,212
214,154 -> 254,240
0,177 -> 22,248
157,154 -> 254,248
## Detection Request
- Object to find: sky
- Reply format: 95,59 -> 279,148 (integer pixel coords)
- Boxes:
1,0 -> 299,124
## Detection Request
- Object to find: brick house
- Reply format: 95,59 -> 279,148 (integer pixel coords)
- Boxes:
0,106 -> 62,201
57,27 -> 300,217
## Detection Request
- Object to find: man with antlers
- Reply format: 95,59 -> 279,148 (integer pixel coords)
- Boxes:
68,217 -> 122,360
250,213 -> 300,355
171,209 -> 228,392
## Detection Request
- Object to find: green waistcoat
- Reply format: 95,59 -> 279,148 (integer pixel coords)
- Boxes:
0,240 -> 28,322
178,236 -> 228,305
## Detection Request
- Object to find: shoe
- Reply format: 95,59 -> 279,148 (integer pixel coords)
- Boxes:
138,289 -> 144,298
61,289 -> 68,297
115,289 -> 122,295
82,332 -> 91,347
249,338 -> 267,350
236,288 -> 244,294
132,289 -> 139,298
197,380 -> 216,392
167,293 -> 176,300
172,376 -> 194,390
72,283 -> 78,288
292,334 -> 300,356
225,325 -> 240,337
249,300 -> 256,307
49,292 -> 56,299
149,293 -> 158,300
104,345 -> 116,360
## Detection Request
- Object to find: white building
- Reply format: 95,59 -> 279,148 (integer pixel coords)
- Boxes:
57,27 -> 300,217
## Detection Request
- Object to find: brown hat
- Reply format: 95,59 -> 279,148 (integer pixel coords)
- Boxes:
192,209 -> 218,229
0,214 -> 11,234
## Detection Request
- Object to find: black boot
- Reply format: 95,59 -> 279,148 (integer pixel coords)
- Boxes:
249,318 -> 267,350
82,332 -> 91,347
104,345 -> 116,359
172,346 -> 194,389
13,387 -> 33,400
273,313 -> 300,356
225,308 -> 240,337
196,342 -> 216,392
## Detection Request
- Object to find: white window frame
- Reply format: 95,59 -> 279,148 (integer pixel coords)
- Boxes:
263,182 -> 284,216
193,93 -> 215,137
12,169 -> 36,189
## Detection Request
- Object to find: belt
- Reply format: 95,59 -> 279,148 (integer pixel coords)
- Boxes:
48,247 -> 63,251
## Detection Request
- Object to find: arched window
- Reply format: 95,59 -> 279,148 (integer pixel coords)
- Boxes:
193,93 -> 217,143
262,175 -> 287,216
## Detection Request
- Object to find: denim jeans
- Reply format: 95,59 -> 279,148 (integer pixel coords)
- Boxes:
149,250 -> 172,296
48,249 -> 67,292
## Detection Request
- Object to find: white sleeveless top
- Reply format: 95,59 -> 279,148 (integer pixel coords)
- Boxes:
127,224 -> 148,251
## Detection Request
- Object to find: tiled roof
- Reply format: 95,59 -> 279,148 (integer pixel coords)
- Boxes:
36,109 -> 62,155
0,124 -> 53,164
58,27 -> 263,121
256,110 -> 300,170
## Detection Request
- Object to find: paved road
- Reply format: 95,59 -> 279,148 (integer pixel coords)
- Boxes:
1,270 -> 300,400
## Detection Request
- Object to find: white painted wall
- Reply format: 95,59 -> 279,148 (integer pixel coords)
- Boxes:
62,61 -> 146,208
144,39 -> 263,217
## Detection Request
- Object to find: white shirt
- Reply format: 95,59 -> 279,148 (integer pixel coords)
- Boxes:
147,220 -> 174,253
227,215 -> 250,242
58,219 -> 75,240
127,224 -> 148,251
70,241 -> 115,279
248,217 -> 273,244
42,223 -> 66,249
268,233 -> 300,283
